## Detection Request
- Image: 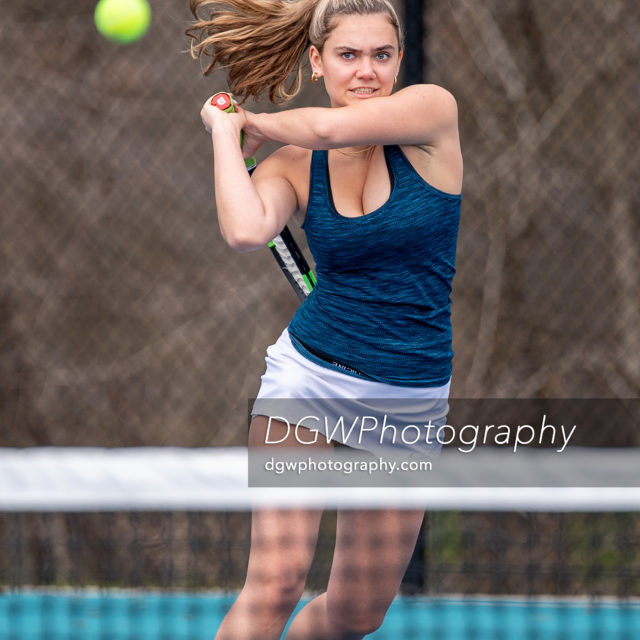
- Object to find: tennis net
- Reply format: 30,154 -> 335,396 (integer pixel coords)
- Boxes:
1,447 -> 639,639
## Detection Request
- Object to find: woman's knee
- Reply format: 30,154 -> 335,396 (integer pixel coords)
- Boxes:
325,597 -> 386,637
244,565 -> 307,613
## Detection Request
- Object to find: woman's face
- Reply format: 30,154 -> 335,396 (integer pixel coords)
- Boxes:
310,13 -> 403,108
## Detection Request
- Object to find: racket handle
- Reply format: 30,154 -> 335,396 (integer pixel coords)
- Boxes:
211,92 -> 256,170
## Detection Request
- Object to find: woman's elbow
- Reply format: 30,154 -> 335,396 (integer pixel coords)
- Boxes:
222,228 -> 268,252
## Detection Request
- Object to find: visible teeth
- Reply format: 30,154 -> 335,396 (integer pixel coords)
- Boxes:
353,88 -> 374,94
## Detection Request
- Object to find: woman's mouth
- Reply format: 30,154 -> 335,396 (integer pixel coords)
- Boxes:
350,88 -> 377,96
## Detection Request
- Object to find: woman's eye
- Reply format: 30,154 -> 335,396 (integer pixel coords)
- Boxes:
376,52 -> 390,60
341,52 -> 355,59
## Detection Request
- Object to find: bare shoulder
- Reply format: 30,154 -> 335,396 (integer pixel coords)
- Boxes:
253,144 -> 311,179
394,84 -> 458,123
397,87 -> 462,195
395,83 -> 457,106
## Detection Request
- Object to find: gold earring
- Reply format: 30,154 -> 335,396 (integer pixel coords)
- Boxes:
394,75 -> 398,85
311,71 -> 319,83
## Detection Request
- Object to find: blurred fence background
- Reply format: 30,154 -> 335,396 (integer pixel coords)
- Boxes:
1,0 -> 639,449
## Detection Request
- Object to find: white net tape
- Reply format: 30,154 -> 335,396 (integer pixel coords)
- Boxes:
1,447 -> 638,511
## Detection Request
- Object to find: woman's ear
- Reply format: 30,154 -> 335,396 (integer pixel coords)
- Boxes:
309,45 -> 323,79
396,48 -> 404,76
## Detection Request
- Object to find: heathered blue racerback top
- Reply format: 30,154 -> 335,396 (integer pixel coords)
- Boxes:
287,144 -> 461,387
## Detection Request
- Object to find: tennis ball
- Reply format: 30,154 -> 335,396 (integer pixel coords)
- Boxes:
94,0 -> 151,45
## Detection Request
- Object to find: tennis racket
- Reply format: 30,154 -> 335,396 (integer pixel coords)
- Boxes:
211,92 -> 316,302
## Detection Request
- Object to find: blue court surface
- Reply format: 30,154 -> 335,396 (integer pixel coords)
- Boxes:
1,590 -> 639,639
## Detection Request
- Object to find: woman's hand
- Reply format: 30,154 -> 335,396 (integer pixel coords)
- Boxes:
200,95 -> 244,136
200,97 -> 265,161
233,105 -> 269,159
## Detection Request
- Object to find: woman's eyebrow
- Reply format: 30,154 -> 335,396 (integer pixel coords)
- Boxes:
334,44 -> 396,52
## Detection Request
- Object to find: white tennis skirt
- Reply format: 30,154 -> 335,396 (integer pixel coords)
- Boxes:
251,328 -> 451,457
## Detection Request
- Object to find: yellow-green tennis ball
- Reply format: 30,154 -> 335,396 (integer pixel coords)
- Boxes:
94,0 -> 151,45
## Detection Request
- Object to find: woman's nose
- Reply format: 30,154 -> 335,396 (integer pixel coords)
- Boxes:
355,58 -> 375,78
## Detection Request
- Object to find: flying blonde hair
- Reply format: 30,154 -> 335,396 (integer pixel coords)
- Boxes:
186,0 -> 404,104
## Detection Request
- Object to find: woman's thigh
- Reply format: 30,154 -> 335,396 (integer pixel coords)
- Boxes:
244,416 -> 329,602
243,507 -> 323,599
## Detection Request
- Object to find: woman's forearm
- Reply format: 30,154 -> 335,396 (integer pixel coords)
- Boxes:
242,86 -> 460,151
211,130 -> 269,251
244,108 -> 335,150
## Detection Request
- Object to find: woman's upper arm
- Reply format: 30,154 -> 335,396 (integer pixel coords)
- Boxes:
317,84 -> 459,149
250,147 -> 301,243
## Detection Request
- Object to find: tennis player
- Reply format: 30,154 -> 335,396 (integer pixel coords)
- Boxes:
189,0 -> 462,637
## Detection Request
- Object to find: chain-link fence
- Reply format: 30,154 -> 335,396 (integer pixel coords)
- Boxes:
4,510 -> 639,596
1,0 -> 638,448
429,0 -> 639,402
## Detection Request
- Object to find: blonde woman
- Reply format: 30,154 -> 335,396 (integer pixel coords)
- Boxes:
188,0 -> 462,637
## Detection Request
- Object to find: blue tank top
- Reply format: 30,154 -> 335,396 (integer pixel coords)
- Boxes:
288,144 -> 461,387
